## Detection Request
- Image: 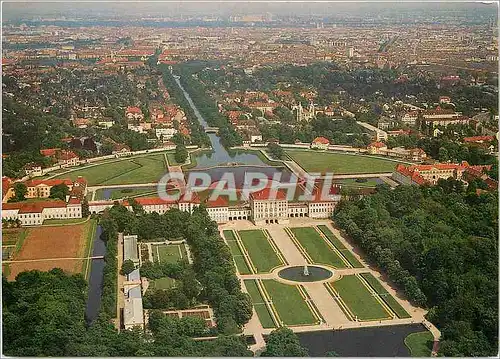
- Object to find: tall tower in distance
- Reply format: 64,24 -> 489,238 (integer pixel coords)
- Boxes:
347,47 -> 354,58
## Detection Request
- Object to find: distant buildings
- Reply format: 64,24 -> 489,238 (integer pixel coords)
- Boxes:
40,148 -> 80,168
393,161 -> 494,186
421,107 -> 470,127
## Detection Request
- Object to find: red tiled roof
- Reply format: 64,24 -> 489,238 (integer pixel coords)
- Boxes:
40,148 -> 59,157
368,142 -> 387,148
249,187 -> 287,201
312,137 -> 330,145
3,200 -> 67,213
2,177 -> 12,198
58,150 -> 79,161
67,198 -> 82,205
206,196 -> 229,207
25,178 -> 73,187
463,136 -> 494,143
74,176 -> 87,186
134,197 -> 178,205
126,106 -> 142,114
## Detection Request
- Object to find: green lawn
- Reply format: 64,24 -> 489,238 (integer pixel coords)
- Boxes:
332,275 -> 390,321
263,280 -> 317,326
405,331 -> 434,357
238,230 -> 283,273
223,231 -> 251,274
317,225 -> 363,268
150,277 -> 177,290
153,244 -> 186,264
53,153 -> 168,185
82,219 -> 97,279
43,218 -> 88,225
94,187 -> 157,200
360,273 -> 411,319
290,227 -> 347,268
243,280 -> 276,329
287,150 -> 401,174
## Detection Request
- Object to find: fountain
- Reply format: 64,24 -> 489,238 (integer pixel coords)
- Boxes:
278,265 -> 333,283
303,264 -> 310,276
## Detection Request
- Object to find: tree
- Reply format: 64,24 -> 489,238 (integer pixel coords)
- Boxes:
10,182 -> 27,202
261,327 -> 308,357
121,259 -> 136,275
49,183 -> 69,201
267,142 -> 284,160
438,147 -> 450,162
174,144 -> 188,164
82,198 -> 90,217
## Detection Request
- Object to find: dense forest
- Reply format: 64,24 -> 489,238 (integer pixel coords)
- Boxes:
259,115 -> 372,147
2,270 -> 252,356
333,182 -> 498,356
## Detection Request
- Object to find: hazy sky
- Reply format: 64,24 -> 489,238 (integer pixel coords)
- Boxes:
2,1 -> 497,20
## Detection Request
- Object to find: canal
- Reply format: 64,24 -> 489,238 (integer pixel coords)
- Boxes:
173,74 -> 291,184
84,224 -> 106,324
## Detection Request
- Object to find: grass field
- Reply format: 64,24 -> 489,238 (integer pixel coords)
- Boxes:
317,225 -> 363,268
94,187 -> 157,200
81,219 -> 97,279
332,275 -> 390,321
238,230 -> 283,273
287,150 -> 401,174
404,331 -> 434,357
263,280 -> 317,326
149,277 -> 177,290
53,153 -> 168,186
243,279 -> 276,328
223,230 -> 251,274
290,227 -> 347,268
43,218 -> 88,225
152,244 -> 187,264
360,273 -> 411,319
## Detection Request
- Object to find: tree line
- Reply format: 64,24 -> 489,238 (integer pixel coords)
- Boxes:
333,182 -> 498,356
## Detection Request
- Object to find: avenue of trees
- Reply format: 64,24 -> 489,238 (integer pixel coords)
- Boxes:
171,62 -> 243,148
333,182 -> 498,356
159,66 -> 211,148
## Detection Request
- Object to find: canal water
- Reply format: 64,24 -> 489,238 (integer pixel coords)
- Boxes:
84,224 -> 106,324
173,75 -> 290,185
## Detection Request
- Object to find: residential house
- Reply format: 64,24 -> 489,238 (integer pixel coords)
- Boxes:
311,137 -> 330,150
125,107 -> 144,121
367,142 -> 388,154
